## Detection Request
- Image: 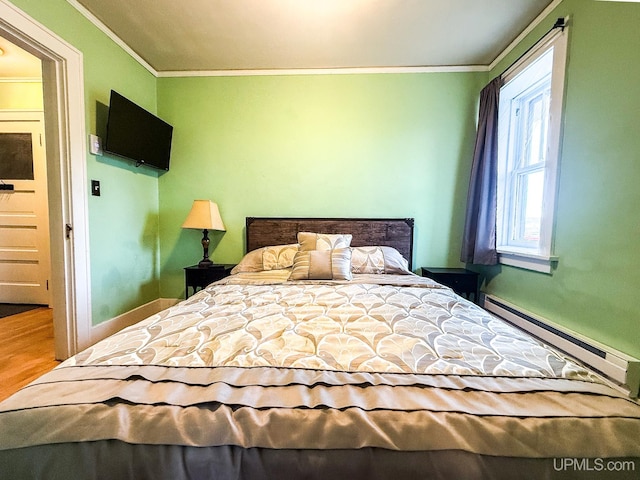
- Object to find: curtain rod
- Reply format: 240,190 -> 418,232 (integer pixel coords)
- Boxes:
501,17 -> 567,78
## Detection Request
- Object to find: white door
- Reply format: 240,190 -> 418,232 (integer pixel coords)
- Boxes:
0,113 -> 51,305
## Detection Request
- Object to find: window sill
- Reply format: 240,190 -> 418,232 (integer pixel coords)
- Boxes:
497,249 -> 558,274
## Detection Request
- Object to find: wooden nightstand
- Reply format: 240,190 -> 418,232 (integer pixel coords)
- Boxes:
421,267 -> 479,303
184,264 -> 235,298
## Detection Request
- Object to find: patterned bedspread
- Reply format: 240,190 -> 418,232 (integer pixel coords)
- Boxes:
1,273 -> 639,477
66,273 -> 599,381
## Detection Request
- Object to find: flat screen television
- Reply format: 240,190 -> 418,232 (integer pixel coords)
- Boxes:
104,90 -> 173,171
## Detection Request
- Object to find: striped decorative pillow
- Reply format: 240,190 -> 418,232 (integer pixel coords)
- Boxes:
289,248 -> 352,280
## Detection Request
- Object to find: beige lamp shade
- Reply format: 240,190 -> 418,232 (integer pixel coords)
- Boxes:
182,200 -> 225,231
182,200 -> 225,267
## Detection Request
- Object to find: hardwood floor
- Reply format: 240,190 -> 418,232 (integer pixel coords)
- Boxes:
0,307 -> 59,402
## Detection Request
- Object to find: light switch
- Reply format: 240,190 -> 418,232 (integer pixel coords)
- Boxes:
91,180 -> 101,196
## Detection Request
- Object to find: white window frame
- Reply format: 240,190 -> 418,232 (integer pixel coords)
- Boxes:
496,27 -> 568,274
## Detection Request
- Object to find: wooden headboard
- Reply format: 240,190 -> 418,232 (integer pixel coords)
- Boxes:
245,217 -> 415,270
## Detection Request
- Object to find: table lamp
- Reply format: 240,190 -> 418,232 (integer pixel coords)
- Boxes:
182,200 -> 225,267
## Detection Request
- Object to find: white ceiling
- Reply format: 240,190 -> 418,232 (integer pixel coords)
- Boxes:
71,0 -> 557,74
0,36 -> 41,78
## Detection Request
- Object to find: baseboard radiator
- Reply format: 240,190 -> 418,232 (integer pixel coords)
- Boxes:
482,294 -> 640,398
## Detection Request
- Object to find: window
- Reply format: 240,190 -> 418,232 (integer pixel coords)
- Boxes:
496,28 -> 568,273
0,133 -> 34,180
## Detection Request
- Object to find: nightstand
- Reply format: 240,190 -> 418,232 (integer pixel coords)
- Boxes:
421,267 -> 479,303
184,264 -> 235,298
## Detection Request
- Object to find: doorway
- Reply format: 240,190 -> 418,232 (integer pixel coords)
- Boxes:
0,112 -> 51,305
0,32 -> 52,305
0,0 -> 92,359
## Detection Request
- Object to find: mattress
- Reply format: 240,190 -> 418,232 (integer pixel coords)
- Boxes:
1,272 -> 639,479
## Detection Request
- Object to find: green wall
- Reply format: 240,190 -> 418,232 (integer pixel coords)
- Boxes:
476,0 -> 640,358
0,81 -> 43,109
7,0 -> 160,325
157,73 -> 484,297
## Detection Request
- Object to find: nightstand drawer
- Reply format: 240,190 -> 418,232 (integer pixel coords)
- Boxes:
421,267 -> 479,302
184,264 -> 235,298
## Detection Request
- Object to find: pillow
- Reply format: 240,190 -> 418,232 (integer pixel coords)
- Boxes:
231,244 -> 299,274
289,248 -> 352,280
350,246 -> 411,275
298,232 -> 353,251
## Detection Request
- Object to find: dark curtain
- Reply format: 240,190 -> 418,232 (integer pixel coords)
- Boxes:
460,77 -> 501,265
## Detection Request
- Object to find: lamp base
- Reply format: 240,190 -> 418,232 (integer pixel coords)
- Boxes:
198,229 -> 212,267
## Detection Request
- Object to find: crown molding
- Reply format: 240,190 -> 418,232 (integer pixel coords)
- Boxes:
157,64 -> 489,78
0,76 -> 41,82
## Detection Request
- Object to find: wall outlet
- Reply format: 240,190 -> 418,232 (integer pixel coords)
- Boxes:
89,134 -> 103,156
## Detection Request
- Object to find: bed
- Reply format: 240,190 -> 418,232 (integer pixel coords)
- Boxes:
1,217 -> 639,479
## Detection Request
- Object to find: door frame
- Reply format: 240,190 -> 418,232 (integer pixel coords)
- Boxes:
0,0 -> 91,358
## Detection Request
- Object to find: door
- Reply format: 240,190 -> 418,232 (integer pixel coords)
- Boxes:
0,113 -> 51,305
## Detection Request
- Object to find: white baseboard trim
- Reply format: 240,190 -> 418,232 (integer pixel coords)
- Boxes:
483,294 -> 640,398
90,297 -> 182,345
